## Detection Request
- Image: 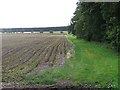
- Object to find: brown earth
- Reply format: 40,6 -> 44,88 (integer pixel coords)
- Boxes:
2,33 -> 72,82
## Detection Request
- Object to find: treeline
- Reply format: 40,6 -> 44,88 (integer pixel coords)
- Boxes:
69,2 -> 120,52
0,26 -> 68,32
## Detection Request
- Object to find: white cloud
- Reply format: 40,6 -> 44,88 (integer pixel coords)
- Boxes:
0,0 -> 78,28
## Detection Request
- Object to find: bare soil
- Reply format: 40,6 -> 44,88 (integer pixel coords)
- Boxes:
2,33 -> 72,82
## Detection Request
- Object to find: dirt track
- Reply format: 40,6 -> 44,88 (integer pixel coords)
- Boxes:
2,33 -> 72,82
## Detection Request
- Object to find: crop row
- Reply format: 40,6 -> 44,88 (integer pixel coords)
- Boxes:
2,34 -> 72,82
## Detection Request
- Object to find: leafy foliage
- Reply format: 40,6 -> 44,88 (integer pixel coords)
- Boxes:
69,2 -> 120,52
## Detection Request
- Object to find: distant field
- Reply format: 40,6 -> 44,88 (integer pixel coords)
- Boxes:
2,34 -> 72,82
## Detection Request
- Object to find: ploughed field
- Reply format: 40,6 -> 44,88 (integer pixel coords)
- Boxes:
2,34 -> 72,82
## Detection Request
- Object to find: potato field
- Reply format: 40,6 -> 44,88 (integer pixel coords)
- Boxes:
2,34 -> 72,83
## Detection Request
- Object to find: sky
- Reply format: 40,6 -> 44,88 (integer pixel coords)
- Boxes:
0,0 -> 78,28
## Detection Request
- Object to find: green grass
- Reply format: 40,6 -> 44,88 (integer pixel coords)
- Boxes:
21,34 -> 118,88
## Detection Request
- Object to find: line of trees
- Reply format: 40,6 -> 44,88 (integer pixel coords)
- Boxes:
69,2 -> 120,52
0,26 -> 68,33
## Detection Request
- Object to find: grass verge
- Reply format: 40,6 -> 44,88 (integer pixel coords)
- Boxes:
21,34 -> 118,88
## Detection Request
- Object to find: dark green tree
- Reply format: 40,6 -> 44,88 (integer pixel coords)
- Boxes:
69,1 -> 120,52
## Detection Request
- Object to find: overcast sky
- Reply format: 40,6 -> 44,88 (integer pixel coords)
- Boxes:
0,0 -> 78,28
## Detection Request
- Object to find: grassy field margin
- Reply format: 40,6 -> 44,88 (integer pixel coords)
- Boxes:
22,34 -> 118,88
